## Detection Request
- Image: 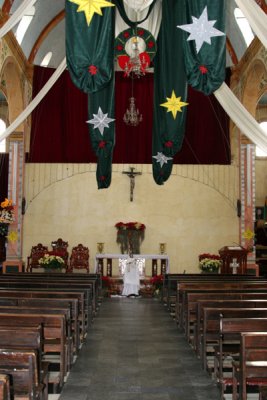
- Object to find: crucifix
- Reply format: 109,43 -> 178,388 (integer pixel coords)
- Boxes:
122,167 -> 142,202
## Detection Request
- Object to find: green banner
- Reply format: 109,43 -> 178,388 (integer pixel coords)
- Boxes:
152,0 -> 188,185
179,0 -> 226,95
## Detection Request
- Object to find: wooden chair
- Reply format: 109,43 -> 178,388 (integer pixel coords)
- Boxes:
51,238 -> 69,267
27,243 -> 48,272
68,244 -> 89,273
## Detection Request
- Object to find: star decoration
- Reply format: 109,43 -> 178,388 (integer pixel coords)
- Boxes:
160,91 -> 188,119
177,6 -> 224,53
7,230 -> 18,243
68,0 -> 114,26
153,152 -> 173,168
243,228 -> 255,240
87,107 -> 115,135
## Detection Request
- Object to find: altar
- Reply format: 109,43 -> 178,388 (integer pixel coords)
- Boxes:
94,253 -> 170,276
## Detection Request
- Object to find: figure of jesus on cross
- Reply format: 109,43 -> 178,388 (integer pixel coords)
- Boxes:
122,167 -> 142,202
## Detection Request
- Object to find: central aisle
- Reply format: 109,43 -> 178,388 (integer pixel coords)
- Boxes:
59,298 -> 220,400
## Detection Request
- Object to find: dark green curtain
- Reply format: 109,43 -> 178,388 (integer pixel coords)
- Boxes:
152,0 -> 188,185
65,0 -> 115,188
181,0 -> 226,95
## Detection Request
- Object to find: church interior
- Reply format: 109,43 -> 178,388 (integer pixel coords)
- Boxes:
0,0 -> 267,399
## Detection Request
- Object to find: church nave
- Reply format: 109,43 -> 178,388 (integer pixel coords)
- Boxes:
59,298 -> 220,400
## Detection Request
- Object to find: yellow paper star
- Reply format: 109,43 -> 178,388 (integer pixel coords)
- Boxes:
7,230 -> 18,243
69,0 -> 115,26
242,228 -> 255,240
160,90 -> 188,119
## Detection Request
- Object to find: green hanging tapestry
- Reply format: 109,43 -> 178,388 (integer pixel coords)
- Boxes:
152,0 -> 188,185
178,0 -> 226,95
65,0 -> 116,189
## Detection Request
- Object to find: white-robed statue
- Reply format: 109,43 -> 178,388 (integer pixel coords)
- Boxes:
122,248 -> 140,297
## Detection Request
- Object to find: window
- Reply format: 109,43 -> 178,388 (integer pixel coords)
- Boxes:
256,122 -> 267,157
41,52 -> 53,67
15,5 -> 35,45
0,119 -> 6,153
234,8 -> 254,47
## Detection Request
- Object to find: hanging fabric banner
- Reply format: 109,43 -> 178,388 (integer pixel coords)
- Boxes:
178,0 -> 226,95
65,0 -> 116,189
65,0 -> 115,93
152,0 -> 188,185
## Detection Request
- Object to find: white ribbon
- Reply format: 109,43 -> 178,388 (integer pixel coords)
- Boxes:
214,82 -> 267,154
0,57 -> 66,142
0,0 -> 37,39
235,0 -> 267,49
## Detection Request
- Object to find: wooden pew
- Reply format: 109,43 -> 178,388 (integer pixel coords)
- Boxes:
0,313 -> 66,389
179,287 -> 267,334
163,274 -> 265,313
0,348 -> 45,400
200,308 -> 267,372
232,332 -> 267,400
217,317 -> 267,400
0,279 -> 93,328
0,306 -> 72,375
0,374 -> 10,400
0,297 -> 80,354
195,299 -> 267,356
0,273 -> 101,319
0,325 -> 48,400
0,290 -> 86,342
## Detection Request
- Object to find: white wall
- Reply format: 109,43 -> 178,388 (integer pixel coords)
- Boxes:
22,163 -> 239,274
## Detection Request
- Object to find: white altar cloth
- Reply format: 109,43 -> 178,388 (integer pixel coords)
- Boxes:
122,257 -> 140,296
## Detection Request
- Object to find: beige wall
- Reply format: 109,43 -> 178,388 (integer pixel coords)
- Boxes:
22,162 -> 239,275
255,158 -> 267,206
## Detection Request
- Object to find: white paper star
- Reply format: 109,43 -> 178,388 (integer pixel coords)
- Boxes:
87,107 -> 115,135
177,6 -> 224,53
153,152 -> 173,168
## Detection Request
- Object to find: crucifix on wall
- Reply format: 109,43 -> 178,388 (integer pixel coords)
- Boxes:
122,167 -> 142,202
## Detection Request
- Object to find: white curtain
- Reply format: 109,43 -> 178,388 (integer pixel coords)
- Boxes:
235,0 -> 267,50
214,82 -> 267,154
0,57 -> 66,142
115,0 -> 162,39
0,0 -> 37,39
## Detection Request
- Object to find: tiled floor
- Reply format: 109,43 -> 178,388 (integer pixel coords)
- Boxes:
58,297 -> 220,400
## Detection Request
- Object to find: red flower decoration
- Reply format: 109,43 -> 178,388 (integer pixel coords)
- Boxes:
116,45 -> 123,51
123,32 -> 130,38
98,140 -> 106,148
165,140 -> 173,148
88,65 -> 98,75
100,175 -> 106,181
199,65 -> 208,74
138,29 -> 144,36
147,41 -> 154,48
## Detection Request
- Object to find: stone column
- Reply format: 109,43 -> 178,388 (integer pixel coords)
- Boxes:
3,133 -> 24,272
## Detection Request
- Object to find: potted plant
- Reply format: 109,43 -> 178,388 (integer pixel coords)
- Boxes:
199,253 -> 222,273
150,274 -> 164,297
39,252 -> 65,272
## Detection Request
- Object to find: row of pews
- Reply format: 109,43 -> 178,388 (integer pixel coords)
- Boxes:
0,271 -> 101,400
162,273 -> 267,400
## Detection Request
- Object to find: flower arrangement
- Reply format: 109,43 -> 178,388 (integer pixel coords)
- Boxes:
115,221 -> 146,254
39,251 -> 65,270
150,274 -> 164,297
199,253 -> 222,273
0,198 -> 15,237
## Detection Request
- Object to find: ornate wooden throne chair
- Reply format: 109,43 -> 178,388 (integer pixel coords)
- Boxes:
51,238 -> 69,269
27,243 -> 48,272
68,244 -> 89,273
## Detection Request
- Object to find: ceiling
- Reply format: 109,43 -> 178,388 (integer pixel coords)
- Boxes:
0,0 -> 262,70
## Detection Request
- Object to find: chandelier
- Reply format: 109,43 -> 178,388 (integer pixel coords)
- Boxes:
123,77 -> 142,127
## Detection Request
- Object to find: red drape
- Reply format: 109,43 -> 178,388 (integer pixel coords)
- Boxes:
28,66 -> 230,164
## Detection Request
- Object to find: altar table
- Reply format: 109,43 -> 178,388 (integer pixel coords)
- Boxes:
94,253 -> 170,276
